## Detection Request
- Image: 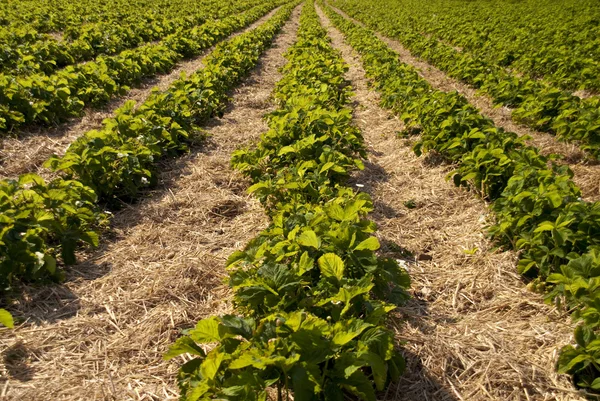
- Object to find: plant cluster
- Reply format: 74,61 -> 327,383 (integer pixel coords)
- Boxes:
0,2 -> 294,289
322,3 -> 600,392
330,0 -> 600,159
168,4 -> 410,400
0,0 -> 231,80
0,0 -> 286,133
0,0 -> 278,78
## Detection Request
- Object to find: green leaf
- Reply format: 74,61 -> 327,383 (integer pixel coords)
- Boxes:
291,363 -> 322,401
547,192 -> 564,208
298,251 -> 314,275
360,351 -> 387,390
186,379 -> 211,401
18,173 -> 45,186
0,309 -> 14,329
326,204 -> 346,221
200,350 -> 225,380
318,253 -> 345,281
221,386 -> 246,397
388,353 -> 405,381
278,146 -> 295,155
220,315 -> 255,340
297,230 -> 320,249
229,348 -> 300,370
354,237 -> 380,251
320,162 -> 335,174
534,222 -> 555,233
285,312 -> 328,333
81,231 -> 100,247
332,319 -> 373,346
574,325 -> 594,348
229,349 -> 271,370
318,281 -> 374,317
189,317 -> 222,343
248,182 -> 269,194
557,350 -> 592,374
164,336 -> 206,360
341,370 -> 376,401
43,254 -> 57,274
226,250 -> 246,267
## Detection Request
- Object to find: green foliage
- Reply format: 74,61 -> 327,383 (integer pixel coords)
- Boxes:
0,0 -> 235,77
0,174 -> 106,288
46,2 -> 291,202
0,308 -> 14,328
168,312 -> 402,401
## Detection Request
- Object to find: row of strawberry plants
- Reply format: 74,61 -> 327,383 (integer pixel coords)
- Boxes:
167,3 -> 410,400
328,0 -> 600,160
0,0 -> 284,134
0,3 -> 296,291
0,0 -> 266,77
322,3 -> 600,392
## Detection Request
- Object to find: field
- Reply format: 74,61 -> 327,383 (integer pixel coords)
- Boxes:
0,0 -> 599,399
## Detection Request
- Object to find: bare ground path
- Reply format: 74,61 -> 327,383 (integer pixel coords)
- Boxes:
325,2 -> 600,203
0,7 -> 300,400
316,5 -> 583,401
0,6 -> 283,182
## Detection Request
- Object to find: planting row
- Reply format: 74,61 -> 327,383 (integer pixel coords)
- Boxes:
329,0 -> 600,159
0,0 -> 285,134
0,3 -> 296,290
322,2 -> 600,392
168,3 -> 410,400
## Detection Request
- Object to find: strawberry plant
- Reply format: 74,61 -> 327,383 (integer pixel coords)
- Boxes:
168,4 -> 410,399
0,174 -> 106,288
